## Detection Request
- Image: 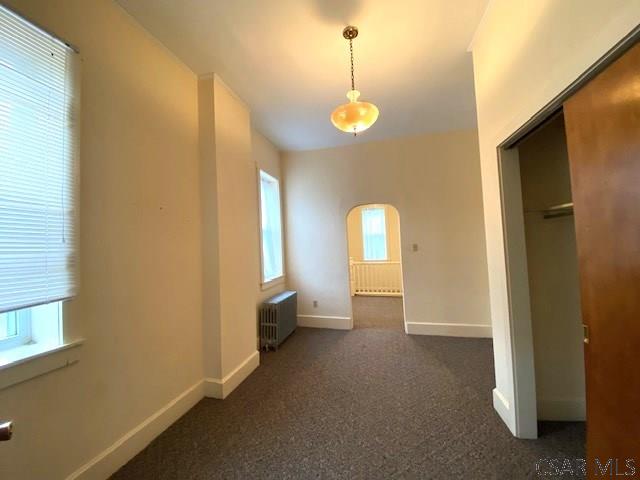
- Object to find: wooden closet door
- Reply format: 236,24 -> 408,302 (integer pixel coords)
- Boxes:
563,41 -> 640,477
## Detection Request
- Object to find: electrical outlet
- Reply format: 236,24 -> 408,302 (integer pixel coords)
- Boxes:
313,300 -> 318,308
412,243 -> 419,252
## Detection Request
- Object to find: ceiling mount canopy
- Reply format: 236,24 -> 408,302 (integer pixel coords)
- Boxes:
330,25 -> 379,136
342,25 -> 359,40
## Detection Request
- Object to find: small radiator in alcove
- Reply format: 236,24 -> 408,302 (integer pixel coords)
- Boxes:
259,290 -> 297,351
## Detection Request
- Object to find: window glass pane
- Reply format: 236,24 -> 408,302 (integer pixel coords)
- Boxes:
362,208 -> 388,261
0,311 -> 17,339
0,301 -> 61,352
260,171 -> 283,282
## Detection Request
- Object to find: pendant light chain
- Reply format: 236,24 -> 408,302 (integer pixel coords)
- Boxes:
349,38 -> 356,135
349,38 -> 355,92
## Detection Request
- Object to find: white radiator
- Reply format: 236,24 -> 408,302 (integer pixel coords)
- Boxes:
259,291 -> 297,350
350,260 -> 403,296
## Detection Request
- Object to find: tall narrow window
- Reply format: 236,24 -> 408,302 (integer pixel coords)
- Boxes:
259,171 -> 283,283
362,207 -> 387,261
0,6 -> 79,352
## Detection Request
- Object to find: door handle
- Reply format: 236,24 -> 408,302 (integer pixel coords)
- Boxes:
583,324 -> 589,344
0,420 -> 13,441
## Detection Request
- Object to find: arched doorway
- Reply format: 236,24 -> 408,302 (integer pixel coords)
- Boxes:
346,204 -> 406,330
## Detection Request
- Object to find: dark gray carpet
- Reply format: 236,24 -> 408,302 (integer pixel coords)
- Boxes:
352,295 -> 404,330
111,327 -> 585,479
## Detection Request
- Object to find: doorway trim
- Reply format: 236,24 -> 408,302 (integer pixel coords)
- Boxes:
496,26 -> 640,439
501,27 -> 640,150
344,203 -> 408,333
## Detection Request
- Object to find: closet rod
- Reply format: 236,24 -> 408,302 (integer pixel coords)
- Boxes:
543,202 -> 574,219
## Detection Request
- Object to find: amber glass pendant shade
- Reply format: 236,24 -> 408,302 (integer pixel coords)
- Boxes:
331,90 -> 379,134
331,26 -> 379,135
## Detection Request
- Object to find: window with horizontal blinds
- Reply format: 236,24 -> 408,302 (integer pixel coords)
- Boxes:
0,6 -> 79,313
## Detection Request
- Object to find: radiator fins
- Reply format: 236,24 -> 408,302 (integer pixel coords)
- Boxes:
259,290 -> 297,351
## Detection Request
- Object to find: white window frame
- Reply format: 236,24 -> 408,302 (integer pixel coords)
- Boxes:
0,301 -> 65,353
0,309 -> 32,351
361,207 -> 389,261
258,170 -> 285,287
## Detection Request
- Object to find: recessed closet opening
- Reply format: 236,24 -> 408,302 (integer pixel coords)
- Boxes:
500,111 -> 586,437
518,113 -> 586,422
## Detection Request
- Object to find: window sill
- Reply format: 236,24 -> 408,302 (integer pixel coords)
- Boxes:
0,339 -> 84,390
261,276 -> 285,291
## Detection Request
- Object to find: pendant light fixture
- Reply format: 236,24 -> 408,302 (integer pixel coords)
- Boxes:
331,26 -> 379,135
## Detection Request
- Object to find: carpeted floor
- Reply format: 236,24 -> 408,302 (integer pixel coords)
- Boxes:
111,324 -> 585,479
352,295 -> 404,330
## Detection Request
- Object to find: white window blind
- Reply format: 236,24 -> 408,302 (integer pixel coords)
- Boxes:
362,207 -> 387,261
259,171 -> 283,282
0,6 -> 79,313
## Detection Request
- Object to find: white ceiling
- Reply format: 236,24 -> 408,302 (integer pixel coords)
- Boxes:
117,0 -> 488,151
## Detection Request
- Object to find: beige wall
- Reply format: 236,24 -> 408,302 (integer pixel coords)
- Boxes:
199,76 -> 263,381
211,77 -> 260,376
198,78 -> 222,381
347,204 -> 401,263
253,130 -> 281,181
519,115 -> 585,421
283,130 -> 490,334
0,1 -> 203,478
470,0 -> 640,436
0,2 -> 285,477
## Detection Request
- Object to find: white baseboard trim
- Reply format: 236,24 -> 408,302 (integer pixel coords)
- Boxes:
204,350 -> 260,399
66,353 -> 261,479
67,380 -> 204,480
538,397 -> 586,421
297,314 -> 352,330
354,292 -> 403,297
405,322 -> 492,338
493,388 -> 515,433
